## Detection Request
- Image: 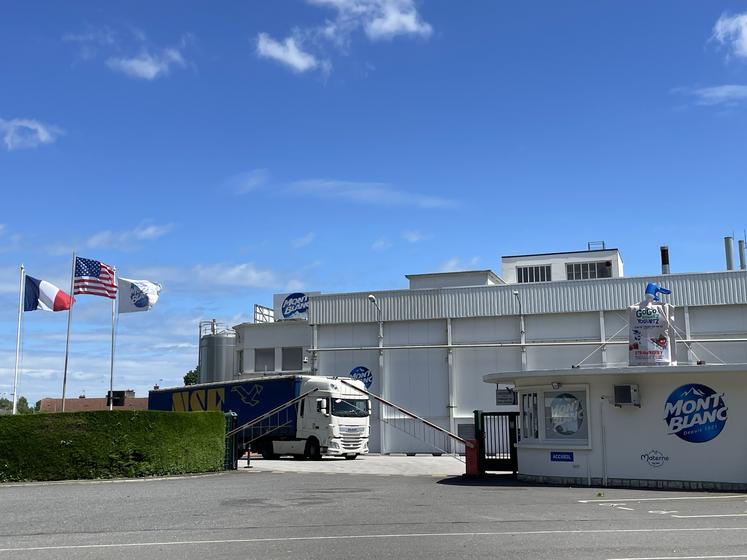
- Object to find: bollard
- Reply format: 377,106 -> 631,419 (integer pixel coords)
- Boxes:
465,439 -> 482,477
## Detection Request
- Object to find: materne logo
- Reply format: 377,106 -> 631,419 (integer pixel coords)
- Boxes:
282,292 -> 309,319
664,383 -> 727,443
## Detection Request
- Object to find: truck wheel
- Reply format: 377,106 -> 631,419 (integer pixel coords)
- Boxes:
305,438 -> 321,461
344,454 -> 358,460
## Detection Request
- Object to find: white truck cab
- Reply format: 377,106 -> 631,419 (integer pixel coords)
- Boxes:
270,376 -> 370,460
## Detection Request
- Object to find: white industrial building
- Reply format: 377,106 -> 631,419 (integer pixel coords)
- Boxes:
222,241 -> 747,487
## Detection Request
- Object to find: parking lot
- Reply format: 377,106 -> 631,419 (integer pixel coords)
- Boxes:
240,453 -> 468,477
1,458 -> 747,560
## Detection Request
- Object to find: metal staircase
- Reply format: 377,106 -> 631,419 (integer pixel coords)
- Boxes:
226,388 -> 319,457
339,380 -> 473,460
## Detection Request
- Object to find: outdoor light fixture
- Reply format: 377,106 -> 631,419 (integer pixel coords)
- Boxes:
368,294 -> 381,316
551,382 -> 561,390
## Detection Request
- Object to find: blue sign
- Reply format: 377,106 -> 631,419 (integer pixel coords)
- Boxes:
664,383 -> 727,443
350,366 -> 373,389
282,292 -> 309,319
550,451 -> 574,462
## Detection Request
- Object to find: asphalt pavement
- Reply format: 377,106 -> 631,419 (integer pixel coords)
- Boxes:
240,453 -> 468,476
2,458 -> 747,559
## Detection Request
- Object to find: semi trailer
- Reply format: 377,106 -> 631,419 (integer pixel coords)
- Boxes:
148,374 -> 370,460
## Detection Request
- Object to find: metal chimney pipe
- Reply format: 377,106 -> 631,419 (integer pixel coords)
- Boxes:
660,245 -> 670,275
724,236 -> 734,271
739,239 -> 746,270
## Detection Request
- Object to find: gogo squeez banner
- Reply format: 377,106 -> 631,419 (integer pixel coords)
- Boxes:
628,302 -> 675,366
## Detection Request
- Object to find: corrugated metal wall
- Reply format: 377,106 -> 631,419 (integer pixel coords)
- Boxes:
309,271 -> 747,324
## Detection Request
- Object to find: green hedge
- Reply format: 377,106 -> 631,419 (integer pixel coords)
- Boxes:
0,410 -> 226,482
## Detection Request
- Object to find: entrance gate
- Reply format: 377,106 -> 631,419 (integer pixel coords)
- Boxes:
474,410 -> 518,473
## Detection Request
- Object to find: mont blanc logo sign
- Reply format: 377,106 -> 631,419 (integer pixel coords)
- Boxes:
281,293 -> 309,319
664,383 -> 728,443
350,366 -> 373,389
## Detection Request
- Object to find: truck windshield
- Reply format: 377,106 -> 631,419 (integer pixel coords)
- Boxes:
331,398 -> 369,417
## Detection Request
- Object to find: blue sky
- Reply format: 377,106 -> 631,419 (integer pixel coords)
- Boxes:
2,1 -> 747,404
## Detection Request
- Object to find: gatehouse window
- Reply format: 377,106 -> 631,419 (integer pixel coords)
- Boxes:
518,386 -> 589,446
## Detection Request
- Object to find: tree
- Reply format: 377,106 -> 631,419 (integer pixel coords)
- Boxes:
184,366 -> 200,386
16,396 -> 32,414
0,395 -> 33,414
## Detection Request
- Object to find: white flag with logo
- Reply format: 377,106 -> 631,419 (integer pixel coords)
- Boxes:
118,277 -> 161,314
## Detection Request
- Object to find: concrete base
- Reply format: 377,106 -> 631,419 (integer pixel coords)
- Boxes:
518,473 -> 747,492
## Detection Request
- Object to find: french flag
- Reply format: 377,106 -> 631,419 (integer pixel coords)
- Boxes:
24,275 -> 72,312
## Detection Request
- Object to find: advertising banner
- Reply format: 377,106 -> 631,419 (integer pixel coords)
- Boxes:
628,302 -> 674,366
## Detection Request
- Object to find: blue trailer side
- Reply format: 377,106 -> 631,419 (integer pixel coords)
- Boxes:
148,377 -> 301,441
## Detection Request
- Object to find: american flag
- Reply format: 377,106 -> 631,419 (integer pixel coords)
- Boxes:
74,257 -> 117,299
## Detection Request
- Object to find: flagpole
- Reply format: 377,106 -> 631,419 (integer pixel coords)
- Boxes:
109,267 -> 117,411
12,264 -> 25,415
62,252 -> 76,412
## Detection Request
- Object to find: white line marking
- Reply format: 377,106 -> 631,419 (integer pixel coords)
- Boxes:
579,495 -> 747,504
671,514 -> 747,519
616,507 -> 635,511
648,511 -> 678,515
608,555 -> 747,560
2,527 -> 747,553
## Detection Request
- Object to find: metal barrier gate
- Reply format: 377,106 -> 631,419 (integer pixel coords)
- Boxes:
474,410 -> 518,473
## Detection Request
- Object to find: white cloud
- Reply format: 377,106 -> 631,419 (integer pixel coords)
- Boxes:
0,118 -> 63,150
0,265 -> 20,294
372,238 -> 392,251
364,1 -> 433,40
691,85 -> 747,105
713,12 -> 747,60
85,223 -> 174,250
256,33 -> 319,73
673,85 -> 747,107
440,257 -> 461,272
229,169 -> 270,194
289,179 -> 455,209
71,372 -> 101,381
64,25 -> 191,80
439,256 -> 480,272
107,48 -> 185,80
190,262 -> 304,292
292,232 -> 316,248
256,0 -> 431,74
193,263 -> 281,289
310,0 -> 432,43
63,26 -> 117,46
402,230 -> 425,243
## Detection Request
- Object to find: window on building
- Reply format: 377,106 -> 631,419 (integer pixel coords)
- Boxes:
516,265 -> 551,283
254,348 -> 275,372
282,347 -> 303,371
519,387 -> 588,445
543,390 -> 588,440
237,350 -> 244,374
521,392 -> 539,440
566,261 -> 613,280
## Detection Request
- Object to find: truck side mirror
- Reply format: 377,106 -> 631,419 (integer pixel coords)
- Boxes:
316,398 -> 328,415
366,401 -> 371,415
